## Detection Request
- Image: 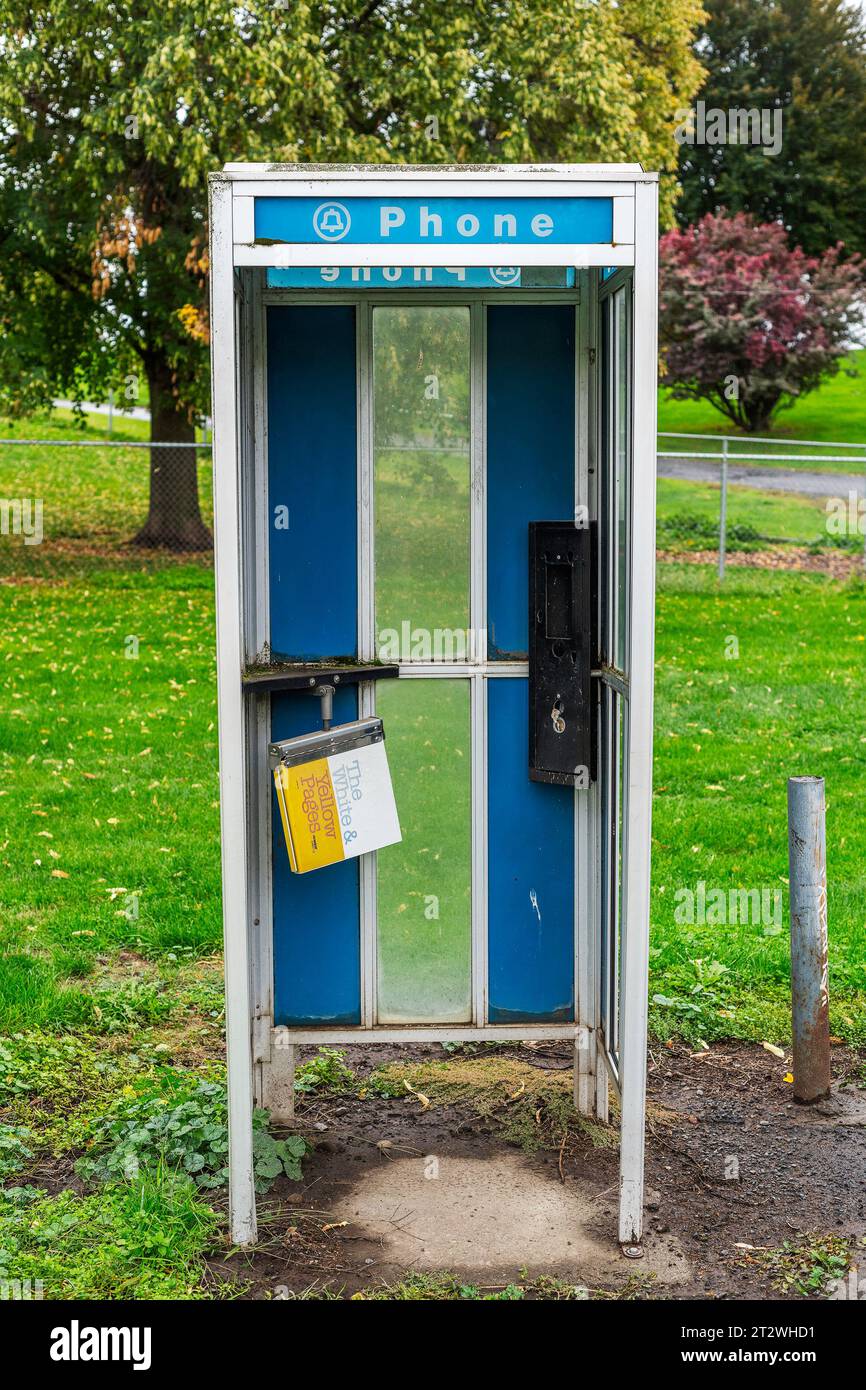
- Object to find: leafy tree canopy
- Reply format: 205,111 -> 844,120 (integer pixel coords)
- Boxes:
0,0 -> 705,419
0,0 -> 705,544
676,0 -> 866,258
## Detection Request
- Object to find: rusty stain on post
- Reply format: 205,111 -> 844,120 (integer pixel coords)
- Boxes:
787,776 -> 831,1103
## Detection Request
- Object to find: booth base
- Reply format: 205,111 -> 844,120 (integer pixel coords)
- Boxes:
330,1150 -> 691,1288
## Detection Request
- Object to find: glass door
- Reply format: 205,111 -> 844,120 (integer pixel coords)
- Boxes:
371,299 -> 579,1028
599,273 -> 633,1074
372,305 -> 473,1023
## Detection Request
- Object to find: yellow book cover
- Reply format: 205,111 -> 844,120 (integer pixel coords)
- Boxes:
274,739 -> 401,874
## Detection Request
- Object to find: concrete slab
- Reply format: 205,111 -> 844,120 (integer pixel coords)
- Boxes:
334,1151 -> 691,1288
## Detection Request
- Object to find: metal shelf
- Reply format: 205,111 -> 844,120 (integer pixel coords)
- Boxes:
241,662 -> 398,694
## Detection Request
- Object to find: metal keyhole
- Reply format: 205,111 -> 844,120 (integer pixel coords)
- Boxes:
551,697 -> 566,734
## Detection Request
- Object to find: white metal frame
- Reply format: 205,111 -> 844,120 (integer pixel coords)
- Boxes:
209,164 -> 658,1252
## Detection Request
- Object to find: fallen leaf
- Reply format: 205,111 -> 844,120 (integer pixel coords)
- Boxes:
403,1080 -> 430,1111
50,869 -> 69,878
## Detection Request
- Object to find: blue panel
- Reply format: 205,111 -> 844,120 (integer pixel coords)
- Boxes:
267,305 -> 357,660
255,196 -> 613,247
487,680 -> 574,1023
272,685 -> 361,1026
487,304 -> 575,657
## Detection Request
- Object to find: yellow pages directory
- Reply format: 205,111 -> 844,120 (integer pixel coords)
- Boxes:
274,738 -> 401,874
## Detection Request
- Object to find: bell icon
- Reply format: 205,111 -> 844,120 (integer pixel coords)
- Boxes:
314,202 -> 350,241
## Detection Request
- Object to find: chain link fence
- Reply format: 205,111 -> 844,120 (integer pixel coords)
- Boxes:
4,430 -> 866,582
657,432 -> 866,578
0,438 -> 214,578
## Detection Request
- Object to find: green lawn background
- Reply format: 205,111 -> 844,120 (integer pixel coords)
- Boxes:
658,349 -> 865,469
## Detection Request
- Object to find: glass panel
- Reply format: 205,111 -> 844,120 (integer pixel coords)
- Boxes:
614,287 -> 631,673
613,692 -> 627,1060
376,678 -> 472,1023
374,306 -> 471,661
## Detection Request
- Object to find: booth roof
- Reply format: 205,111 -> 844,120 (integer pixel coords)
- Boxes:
216,161 -> 654,180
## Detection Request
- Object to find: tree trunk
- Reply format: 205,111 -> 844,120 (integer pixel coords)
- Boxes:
132,355 -> 213,551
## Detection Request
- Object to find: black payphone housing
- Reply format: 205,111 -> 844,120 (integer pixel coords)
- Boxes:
528,521 -> 595,786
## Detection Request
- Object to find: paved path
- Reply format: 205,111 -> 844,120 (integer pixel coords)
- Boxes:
54,399 -> 213,433
54,397 -> 151,422
659,455 -> 864,499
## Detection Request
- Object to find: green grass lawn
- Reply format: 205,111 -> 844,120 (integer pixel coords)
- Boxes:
1,552 -> 864,1297
1,557 -> 863,1043
0,566 -> 222,1030
376,677 -> 473,1022
656,476 -> 845,551
659,349 -> 866,471
2,413 -> 866,1296
650,563 -> 866,1044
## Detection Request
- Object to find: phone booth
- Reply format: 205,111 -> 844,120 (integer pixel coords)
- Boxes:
208,163 -> 658,1253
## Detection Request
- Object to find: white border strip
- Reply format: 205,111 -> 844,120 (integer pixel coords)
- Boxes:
231,178 -> 639,198
274,1024 -> 581,1045
236,243 -> 633,268
617,180 -> 658,1247
210,178 -> 257,1246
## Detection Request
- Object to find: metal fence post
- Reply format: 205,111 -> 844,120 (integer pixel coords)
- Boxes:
787,776 -> 831,1103
718,436 -> 728,581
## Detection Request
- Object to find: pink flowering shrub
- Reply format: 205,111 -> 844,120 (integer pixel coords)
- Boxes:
659,211 -> 864,432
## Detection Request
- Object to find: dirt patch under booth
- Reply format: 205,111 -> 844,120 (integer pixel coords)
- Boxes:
210,1039 -> 866,1300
